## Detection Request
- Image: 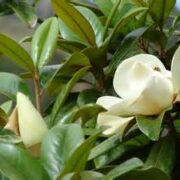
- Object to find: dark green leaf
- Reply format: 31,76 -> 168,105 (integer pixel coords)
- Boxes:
0,142 -> 49,180
54,101 -> 78,125
105,7 -> 147,44
52,0 -> 96,46
57,38 -> 86,53
56,104 -> 104,125
62,171 -> 104,180
0,33 -> 34,72
76,6 -> 104,46
82,45 -> 107,68
56,52 -> 90,76
58,131 -> 101,178
174,119 -> 180,134
94,134 -> 149,168
136,110 -> 166,141
59,19 -> 88,46
79,171 -> 104,180
144,134 -> 175,175
7,1 -> 37,28
103,158 -> 143,180
40,52 -> 90,89
143,28 -> 168,49
50,66 -> 90,126
89,134 -> 120,160
0,72 -> 31,100
31,17 -> 59,67
106,27 -> 147,76
119,168 -> 170,180
41,124 -> 84,179
149,0 -> 176,24
77,89 -> 101,106
121,134 -> 175,180
95,0 -> 113,17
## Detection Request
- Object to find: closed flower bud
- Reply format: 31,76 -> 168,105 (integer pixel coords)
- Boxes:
17,92 -> 48,147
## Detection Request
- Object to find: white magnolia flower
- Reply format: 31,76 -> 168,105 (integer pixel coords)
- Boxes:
6,92 -> 48,147
97,46 -> 180,135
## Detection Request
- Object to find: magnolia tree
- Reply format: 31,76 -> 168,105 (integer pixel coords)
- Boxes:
0,0 -> 180,179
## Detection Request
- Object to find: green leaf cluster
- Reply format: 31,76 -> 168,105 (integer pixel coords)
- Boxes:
0,0 -> 179,179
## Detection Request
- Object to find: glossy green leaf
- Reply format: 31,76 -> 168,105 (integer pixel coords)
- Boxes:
89,134 -> 120,160
62,171 -> 104,180
56,104 -> 105,125
106,27 -> 147,76
50,66 -> 90,126
54,101 -> 78,125
59,19 -> 88,46
0,33 -> 34,72
172,15 -> 180,31
77,89 -> 101,106
119,168 -> 170,180
143,28 -> 168,49
102,0 -> 122,40
7,1 -> 37,28
79,171 -> 104,180
82,46 -> 107,68
121,135 -> 175,180
105,7 -> 147,44
144,134 -> 175,175
94,134 -> 149,168
149,0 -> 176,24
41,124 -> 84,179
52,0 -> 96,46
0,72 -> 31,100
57,38 -> 86,53
76,6 -> 104,46
95,0 -> 113,17
103,158 -> 143,180
58,131 -> 101,178
0,142 -> 49,180
111,2 -> 143,26
136,110 -> 166,141
69,0 -> 97,8
56,52 -> 90,76
40,64 -> 61,89
40,52 -> 90,89
31,17 -> 59,67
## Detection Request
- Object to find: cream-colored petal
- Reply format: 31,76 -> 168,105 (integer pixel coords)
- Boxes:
96,96 -> 122,110
97,112 -> 134,135
113,54 -> 168,99
171,46 -> 180,93
113,58 -> 153,99
110,73 -> 173,116
126,54 -> 167,73
17,92 -> 48,147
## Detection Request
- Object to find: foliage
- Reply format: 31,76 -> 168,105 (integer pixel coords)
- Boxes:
0,0 -> 179,179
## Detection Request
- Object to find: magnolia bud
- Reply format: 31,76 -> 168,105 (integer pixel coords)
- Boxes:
17,92 -> 48,147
